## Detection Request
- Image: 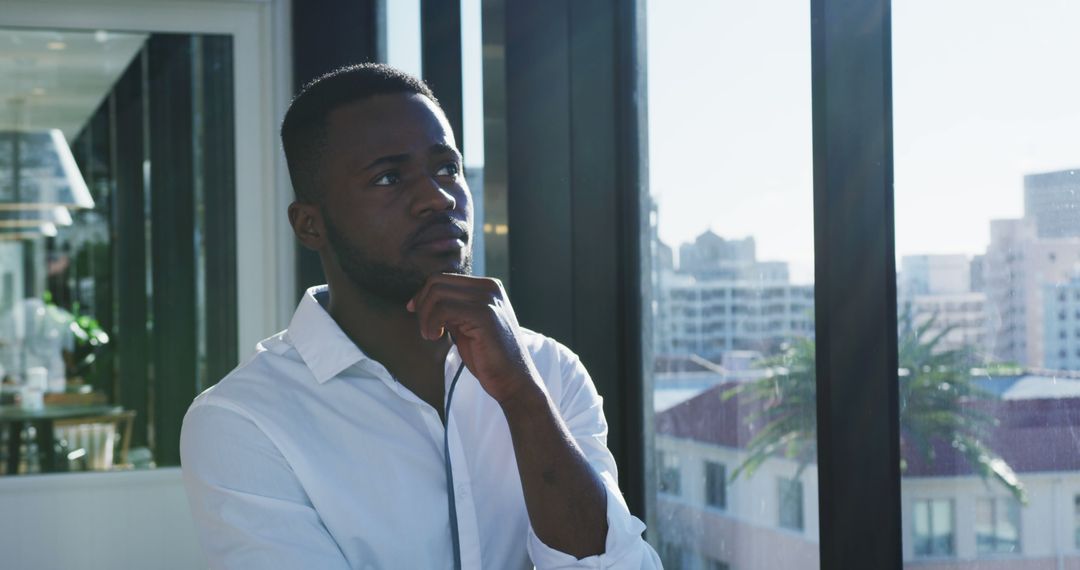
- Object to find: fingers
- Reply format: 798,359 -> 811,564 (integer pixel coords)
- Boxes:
413,284 -> 479,340
406,274 -> 508,341
418,298 -> 484,342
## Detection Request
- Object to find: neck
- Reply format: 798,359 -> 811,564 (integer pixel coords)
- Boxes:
324,275 -> 451,372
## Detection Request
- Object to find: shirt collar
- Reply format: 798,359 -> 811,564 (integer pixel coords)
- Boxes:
286,285 -> 372,384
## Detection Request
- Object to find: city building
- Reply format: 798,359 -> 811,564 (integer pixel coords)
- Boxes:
656,231 -> 815,363
899,254 -> 972,298
655,376 -> 1080,570
1041,274 -> 1080,370
678,232 -> 757,278
656,269 -> 815,362
1024,168 -> 1080,239
898,254 -> 990,357
984,219 -> 1080,367
905,292 -> 990,357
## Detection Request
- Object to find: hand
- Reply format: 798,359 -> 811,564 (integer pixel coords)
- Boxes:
406,274 -> 537,404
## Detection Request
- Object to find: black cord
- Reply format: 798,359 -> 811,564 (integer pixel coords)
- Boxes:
444,359 -> 466,570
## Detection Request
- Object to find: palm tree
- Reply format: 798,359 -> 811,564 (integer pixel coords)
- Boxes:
724,310 -> 1027,503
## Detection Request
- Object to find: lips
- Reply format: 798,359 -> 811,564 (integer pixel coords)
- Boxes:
409,222 -> 469,251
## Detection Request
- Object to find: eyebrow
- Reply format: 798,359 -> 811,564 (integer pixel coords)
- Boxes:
360,143 -> 463,172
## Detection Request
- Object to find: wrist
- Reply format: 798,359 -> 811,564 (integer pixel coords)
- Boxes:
498,373 -> 548,418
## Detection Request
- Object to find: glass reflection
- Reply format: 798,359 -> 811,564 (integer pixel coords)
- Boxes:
0,27 -> 236,476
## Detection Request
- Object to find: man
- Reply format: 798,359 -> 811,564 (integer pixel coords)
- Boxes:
181,63 -> 661,569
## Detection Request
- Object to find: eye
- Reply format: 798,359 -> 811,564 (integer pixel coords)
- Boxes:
372,171 -> 401,186
435,163 -> 460,178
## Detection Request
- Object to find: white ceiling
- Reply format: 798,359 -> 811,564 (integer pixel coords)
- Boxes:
0,28 -> 147,141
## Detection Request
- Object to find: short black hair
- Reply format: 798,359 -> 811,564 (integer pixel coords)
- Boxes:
281,63 -> 439,203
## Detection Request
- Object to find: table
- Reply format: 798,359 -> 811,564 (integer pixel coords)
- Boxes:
1,405 -> 124,475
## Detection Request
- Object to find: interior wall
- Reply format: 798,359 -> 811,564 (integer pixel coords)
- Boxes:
0,469 -> 205,569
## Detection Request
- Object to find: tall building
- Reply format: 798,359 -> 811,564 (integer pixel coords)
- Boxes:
898,254 -> 990,357
899,254 -> 972,298
657,270 -> 815,361
984,219 -> 1080,367
657,231 -> 815,362
1041,275 -> 1080,371
678,231 -> 759,278
1024,168 -> 1080,238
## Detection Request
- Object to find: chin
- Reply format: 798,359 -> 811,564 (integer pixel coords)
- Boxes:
436,255 -> 472,276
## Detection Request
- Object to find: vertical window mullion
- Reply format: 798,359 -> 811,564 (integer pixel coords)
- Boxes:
811,0 -> 902,568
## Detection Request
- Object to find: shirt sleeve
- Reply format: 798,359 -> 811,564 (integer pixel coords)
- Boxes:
180,400 -> 352,570
525,348 -> 663,570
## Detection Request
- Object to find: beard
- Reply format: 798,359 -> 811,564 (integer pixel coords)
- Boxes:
322,209 -> 472,305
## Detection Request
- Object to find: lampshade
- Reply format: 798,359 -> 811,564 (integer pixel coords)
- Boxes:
0,206 -> 73,228
0,129 -> 94,211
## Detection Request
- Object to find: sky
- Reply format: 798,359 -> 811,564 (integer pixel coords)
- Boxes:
647,0 -> 1080,284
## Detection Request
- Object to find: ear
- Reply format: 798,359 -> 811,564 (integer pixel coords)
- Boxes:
288,201 -> 327,251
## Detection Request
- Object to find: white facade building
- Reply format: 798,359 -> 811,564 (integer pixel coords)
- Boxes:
899,255 -> 990,358
900,254 -> 973,298
905,292 -> 990,357
656,269 -> 815,362
655,378 -> 1080,570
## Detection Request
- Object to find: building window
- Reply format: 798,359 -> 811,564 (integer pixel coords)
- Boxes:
976,497 -> 1021,555
658,541 -> 686,570
1074,495 -> 1080,549
658,451 -> 681,496
778,477 -> 804,531
706,559 -> 731,570
913,499 -> 954,558
704,461 -> 727,509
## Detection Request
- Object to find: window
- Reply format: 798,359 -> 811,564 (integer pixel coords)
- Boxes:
778,477 -> 804,531
645,1 -> 816,563
1074,495 -> 1080,549
912,499 -> 954,558
895,1 -> 1080,566
976,498 -> 1021,555
0,28 -> 236,476
704,461 -> 727,509
657,451 -> 681,496
706,559 -> 731,570
658,541 -> 687,570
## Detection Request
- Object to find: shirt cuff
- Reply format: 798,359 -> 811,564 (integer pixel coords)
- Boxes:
525,473 -> 657,570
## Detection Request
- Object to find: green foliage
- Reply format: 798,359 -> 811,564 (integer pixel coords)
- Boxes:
724,310 -> 1027,504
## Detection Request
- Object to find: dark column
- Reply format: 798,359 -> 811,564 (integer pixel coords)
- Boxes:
422,0 -> 464,155
811,0 -> 902,567
200,35 -> 239,387
504,0 -> 649,517
111,53 -> 151,448
291,0 -> 379,296
147,35 -> 198,467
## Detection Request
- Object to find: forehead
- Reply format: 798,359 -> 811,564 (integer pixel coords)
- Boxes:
323,93 -> 455,160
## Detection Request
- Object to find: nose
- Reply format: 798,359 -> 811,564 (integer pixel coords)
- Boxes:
411,176 -> 457,217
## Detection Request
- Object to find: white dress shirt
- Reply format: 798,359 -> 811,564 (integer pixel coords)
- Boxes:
181,285 -> 662,569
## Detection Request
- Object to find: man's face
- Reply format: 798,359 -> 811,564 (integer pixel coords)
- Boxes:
317,93 -> 473,304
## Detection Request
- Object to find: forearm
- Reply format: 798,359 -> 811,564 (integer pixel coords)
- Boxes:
500,377 -> 608,559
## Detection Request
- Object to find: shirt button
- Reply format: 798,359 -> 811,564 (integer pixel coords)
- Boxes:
456,483 -> 470,498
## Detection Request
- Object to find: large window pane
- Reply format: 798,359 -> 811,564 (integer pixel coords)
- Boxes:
646,1 -> 816,568
894,1 -> 1080,565
0,28 -> 236,476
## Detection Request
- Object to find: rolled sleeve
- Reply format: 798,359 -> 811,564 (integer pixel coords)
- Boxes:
526,347 -> 662,570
